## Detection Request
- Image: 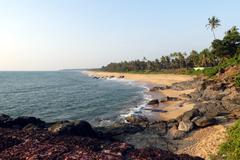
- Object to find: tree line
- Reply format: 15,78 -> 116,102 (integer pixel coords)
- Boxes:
101,17 -> 240,72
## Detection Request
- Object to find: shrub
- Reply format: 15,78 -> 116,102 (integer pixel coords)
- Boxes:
203,67 -> 219,77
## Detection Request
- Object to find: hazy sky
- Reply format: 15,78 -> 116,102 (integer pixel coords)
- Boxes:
0,0 -> 239,71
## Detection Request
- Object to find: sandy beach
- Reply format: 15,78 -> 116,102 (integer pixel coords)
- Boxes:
86,71 -> 196,121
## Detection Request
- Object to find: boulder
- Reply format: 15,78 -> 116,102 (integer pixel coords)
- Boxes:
147,99 -> 159,105
196,101 -> 227,118
119,76 -> 125,79
167,125 -> 186,140
48,120 -> 97,137
178,121 -> 193,132
193,116 -> 216,127
180,109 -> 201,122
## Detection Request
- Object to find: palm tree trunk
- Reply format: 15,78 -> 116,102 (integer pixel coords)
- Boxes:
212,29 -> 216,39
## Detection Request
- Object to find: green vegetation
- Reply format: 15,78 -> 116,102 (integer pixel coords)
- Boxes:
235,74 -> 240,87
218,120 -> 240,160
102,19 -> 240,74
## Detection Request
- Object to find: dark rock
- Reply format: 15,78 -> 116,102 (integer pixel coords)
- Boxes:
107,124 -> 144,136
93,76 -> 100,79
160,96 -> 180,102
118,75 -> 125,79
147,99 -> 159,105
149,86 -> 170,91
193,116 -> 216,127
72,120 -> 97,137
12,116 -> 46,128
48,120 -> 97,137
0,114 -> 13,127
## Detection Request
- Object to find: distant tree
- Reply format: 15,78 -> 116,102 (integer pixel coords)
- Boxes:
186,50 -> 199,68
212,26 -> 240,58
206,16 -> 221,39
198,49 -> 219,67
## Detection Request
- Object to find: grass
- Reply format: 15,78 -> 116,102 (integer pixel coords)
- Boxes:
217,120 -> 240,160
235,74 -> 240,87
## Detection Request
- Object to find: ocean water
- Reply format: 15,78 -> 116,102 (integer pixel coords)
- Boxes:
0,71 -> 147,126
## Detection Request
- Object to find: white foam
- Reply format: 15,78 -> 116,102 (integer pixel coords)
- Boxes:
83,71 -> 156,122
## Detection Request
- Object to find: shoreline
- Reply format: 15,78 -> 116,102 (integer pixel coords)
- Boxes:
85,70 -> 196,121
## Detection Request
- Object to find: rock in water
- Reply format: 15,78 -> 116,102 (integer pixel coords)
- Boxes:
147,99 -> 159,105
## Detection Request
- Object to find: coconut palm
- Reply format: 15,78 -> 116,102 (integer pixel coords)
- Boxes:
206,16 -> 221,39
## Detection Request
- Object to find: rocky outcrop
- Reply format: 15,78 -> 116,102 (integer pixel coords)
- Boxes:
0,114 -> 202,159
48,120 -> 97,137
0,114 -> 46,129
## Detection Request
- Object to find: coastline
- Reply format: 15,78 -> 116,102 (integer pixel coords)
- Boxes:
85,70 -> 196,121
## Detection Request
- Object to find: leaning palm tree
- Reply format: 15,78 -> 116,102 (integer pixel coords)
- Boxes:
206,16 -> 221,39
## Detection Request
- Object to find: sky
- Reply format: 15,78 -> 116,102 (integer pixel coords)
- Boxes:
0,0 -> 239,71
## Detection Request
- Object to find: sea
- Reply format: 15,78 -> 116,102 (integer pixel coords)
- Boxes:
0,71 -> 150,126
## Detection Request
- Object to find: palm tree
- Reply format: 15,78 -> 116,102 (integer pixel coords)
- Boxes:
206,16 -> 221,39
